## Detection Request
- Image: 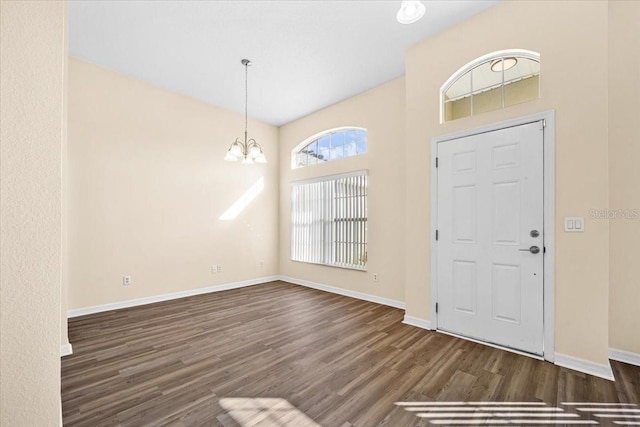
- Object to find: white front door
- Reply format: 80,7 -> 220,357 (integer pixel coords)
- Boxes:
436,121 -> 544,355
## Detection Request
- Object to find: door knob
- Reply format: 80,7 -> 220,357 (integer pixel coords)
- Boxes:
519,245 -> 540,254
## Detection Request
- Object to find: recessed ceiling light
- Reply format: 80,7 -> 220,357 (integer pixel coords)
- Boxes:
396,1 -> 426,25
490,57 -> 518,72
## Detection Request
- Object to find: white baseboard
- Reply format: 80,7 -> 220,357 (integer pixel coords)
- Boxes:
60,343 -> 73,357
555,352 -> 615,381
609,347 -> 640,367
67,276 -> 280,318
279,275 -> 405,310
402,315 -> 432,330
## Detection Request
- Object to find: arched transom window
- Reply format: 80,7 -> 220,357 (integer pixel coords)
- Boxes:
441,49 -> 540,123
292,127 -> 367,169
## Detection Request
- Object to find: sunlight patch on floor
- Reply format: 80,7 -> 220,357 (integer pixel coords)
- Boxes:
219,397 -> 320,427
395,401 -> 640,426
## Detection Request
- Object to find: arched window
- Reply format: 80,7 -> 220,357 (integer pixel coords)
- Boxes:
292,127 -> 367,169
441,49 -> 540,123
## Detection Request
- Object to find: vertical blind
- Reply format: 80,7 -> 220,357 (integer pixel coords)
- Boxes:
291,171 -> 368,270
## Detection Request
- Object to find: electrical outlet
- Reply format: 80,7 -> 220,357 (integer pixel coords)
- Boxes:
218,265 -> 223,273
373,273 -> 379,282
258,260 -> 265,269
211,265 -> 218,274
123,275 -> 132,285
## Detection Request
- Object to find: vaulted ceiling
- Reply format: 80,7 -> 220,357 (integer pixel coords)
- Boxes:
68,0 -> 500,126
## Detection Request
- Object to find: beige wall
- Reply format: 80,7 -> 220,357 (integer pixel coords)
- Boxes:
608,0 -> 640,355
61,5 -> 70,351
0,1 -> 65,425
67,58 -> 279,309
405,1 -> 610,364
279,78 -> 406,303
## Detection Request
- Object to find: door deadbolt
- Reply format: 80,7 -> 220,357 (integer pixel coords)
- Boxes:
530,230 -> 540,238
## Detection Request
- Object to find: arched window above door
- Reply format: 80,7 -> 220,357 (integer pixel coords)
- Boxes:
441,50 -> 540,123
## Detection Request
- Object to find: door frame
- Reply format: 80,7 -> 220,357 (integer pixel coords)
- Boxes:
430,110 -> 555,362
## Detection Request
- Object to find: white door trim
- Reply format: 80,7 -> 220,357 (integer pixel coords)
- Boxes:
430,110 -> 555,362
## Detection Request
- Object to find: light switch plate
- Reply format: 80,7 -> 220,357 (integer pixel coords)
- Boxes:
565,217 -> 585,232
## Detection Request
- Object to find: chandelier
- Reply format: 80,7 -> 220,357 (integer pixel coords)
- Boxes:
224,59 -> 267,164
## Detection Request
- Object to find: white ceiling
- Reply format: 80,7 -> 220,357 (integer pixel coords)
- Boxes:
68,0 -> 500,126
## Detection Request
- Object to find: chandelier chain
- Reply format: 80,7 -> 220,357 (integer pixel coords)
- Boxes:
244,61 -> 248,134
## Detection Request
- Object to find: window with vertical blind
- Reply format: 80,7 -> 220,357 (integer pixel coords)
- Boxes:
291,171 -> 368,270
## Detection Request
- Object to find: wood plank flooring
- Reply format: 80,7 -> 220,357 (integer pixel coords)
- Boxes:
62,281 -> 640,426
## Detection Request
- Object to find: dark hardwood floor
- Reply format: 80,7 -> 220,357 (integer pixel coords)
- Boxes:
62,281 -> 640,427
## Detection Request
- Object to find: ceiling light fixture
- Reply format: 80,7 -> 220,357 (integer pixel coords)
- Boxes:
396,0 -> 426,24
490,57 -> 518,72
224,59 -> 267,165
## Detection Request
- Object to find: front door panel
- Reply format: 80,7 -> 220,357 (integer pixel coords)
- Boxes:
437,121 -> 544,355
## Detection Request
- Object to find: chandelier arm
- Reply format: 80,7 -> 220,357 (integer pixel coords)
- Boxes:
227,138 -> 248,159
228,138 -> 242,149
